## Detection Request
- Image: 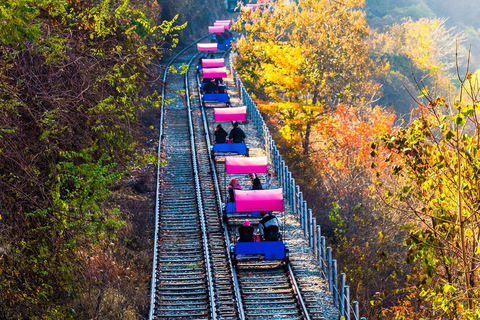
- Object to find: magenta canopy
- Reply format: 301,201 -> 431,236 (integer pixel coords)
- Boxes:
203,67 -> 227,78
215,20 -> 232,29
209,25 -> 225,33
213,21 -> 232,30
197,43 -> 218,51
202,58 -> 225,68
235,189 -> 284,212
214,106 -> 247,122
225,156 -> 268,174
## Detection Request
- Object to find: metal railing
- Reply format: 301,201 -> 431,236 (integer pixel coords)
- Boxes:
229,56 -> 367,320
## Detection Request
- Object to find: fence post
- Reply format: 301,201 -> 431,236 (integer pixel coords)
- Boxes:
321,236 -> 326,277
288,172 -> 293,205
327,247 -> 332,292
308,209 -> 313,248
345,286 -> 351,320
312,218 -> 317,256
298,191 -> 303,224
295,185 -> 300,216
303,201 -> 308,237
353,301 -> 359,320
315,225 -> 321,258
340,273 -> 346,316
333,259 -> 338,307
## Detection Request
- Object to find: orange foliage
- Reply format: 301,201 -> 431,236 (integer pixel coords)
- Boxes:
314,104 -> 395,174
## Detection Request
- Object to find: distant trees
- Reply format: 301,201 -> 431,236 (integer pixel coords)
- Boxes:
0,0 -> 183,318
370,17 -> 463,115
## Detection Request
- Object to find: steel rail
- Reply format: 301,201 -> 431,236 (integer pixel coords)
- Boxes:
195,67 -> 246,320
288,263 -> 312,320
185,52 -> 218,320
149,36 -> 208,320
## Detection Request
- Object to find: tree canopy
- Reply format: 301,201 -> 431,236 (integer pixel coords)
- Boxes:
0,0 -> 183,318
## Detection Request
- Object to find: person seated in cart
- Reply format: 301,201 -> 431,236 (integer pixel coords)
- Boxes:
214,124 -> 228,144
228,178 -> 242,202
216,78 -> 226,93
229,121 -> 246,143
250,177 -> 263,190
259,211 -> 281,241
237,220 -> 256,242
202,78 -> 218,94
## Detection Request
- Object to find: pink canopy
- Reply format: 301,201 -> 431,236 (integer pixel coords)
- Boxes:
202,58 -> 225,68
203,67 -> 227,78
225,156 -> 268,174
214,106 -> 247,122
215,20 -> 232,29
246,3 -> 259,9
235,189 -> 284,212
209,25 -> 225,33
197,43 -> 218,51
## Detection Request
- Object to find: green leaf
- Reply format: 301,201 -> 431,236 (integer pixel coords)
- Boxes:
453,114 -> 465,126
444,130 -> 455,141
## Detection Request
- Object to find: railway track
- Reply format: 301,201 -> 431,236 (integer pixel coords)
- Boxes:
150,35 -> 337,319
150,42 -> 242,319
152,48 -> 216,319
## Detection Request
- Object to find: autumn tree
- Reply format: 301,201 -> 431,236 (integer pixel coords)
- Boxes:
372,64 -> 480,318
0,0 -> 183,318
234,0 -> 378,154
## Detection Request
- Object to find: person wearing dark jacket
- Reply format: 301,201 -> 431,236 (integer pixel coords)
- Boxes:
214,124 -> 228,144
228,178 -> 242,202
250,177 -> 263,190
259,211 -> 281,241
203,78 -> 217,94
238,220 -> 255,242
229,121 -> 246,143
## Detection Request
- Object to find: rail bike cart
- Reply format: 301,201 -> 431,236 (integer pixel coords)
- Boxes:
201,67 -> 230,106
222,156 -> 268,221
212,21 -> 233,50
229,188 -> 289,264
197,57 -> 225,75
224,180 -> 278,222
211,107 -> 248,157
208,25 -> 231,51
